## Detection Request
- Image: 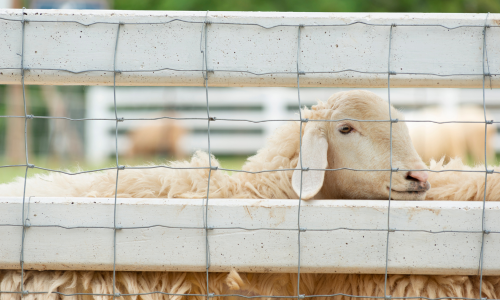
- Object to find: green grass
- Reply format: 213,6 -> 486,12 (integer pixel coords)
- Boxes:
0,155 -> 249,184
216,155 -> 249,172
0,157 -> 69,184
465,153 -> 500,167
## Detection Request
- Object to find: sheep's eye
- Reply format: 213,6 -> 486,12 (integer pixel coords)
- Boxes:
339,125 -> 353,134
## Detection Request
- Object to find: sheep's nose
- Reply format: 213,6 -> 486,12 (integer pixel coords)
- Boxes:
406,170 -> 429,183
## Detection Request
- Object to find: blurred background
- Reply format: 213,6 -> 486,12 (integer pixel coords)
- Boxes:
1,0 -> 499,183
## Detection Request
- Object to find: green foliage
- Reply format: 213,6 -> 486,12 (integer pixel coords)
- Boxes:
27,86 -> 51,156
114,0 -> 499,13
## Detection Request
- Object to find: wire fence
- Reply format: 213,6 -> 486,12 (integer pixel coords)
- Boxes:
0,9 -> 498,300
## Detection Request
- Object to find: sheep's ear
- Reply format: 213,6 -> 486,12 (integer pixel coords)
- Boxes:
292,123 -> 328,200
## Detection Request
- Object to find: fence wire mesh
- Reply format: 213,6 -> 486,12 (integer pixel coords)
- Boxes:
0,9 -> 498,300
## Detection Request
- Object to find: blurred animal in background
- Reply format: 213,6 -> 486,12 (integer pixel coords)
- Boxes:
407,105 -> 497,165
125,118 -> 187,160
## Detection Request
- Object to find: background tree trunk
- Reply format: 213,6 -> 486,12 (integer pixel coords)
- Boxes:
5,85 -> 30,165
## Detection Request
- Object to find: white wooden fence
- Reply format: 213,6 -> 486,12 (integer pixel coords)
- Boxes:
1,11 -> 499,88
2,197 -> 500,275
1,10 -> 499,276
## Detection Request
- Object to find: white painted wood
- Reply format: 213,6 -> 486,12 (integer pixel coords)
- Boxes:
1,197 -> 499,275
0,0 -> 13,9
1,10 -> 499,87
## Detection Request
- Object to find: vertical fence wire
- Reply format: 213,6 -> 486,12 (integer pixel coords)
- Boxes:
478,12 -> 491,300
19,7 -> 29,298
202,10 -> 213,300
296,24 -> 304,300
112,22 -> 122,300
383,23 -> 395,300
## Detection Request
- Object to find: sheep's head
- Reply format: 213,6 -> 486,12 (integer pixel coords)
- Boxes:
292,90 -> 430,201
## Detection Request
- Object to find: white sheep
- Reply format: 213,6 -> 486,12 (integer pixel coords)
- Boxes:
1,90 -> 499,300
407,105 -> 496,165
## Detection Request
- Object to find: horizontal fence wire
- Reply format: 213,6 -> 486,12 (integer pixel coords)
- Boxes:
2,223 -> 500,234
0,9 -> 497,300
3,165 -> 498,175
1,116 -> 500,125
9,289 -> 500,300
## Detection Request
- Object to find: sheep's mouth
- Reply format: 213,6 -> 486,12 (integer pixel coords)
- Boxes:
386,185 -> 430,199
390,189 -> 427,195
387,181 -> 431,194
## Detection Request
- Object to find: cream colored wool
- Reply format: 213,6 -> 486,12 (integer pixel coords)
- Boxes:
0,270 -> 225,300
227,271 -> 500,300
426,157 -> 499,201
1,90 -> 499,300
408,106 -> 496,165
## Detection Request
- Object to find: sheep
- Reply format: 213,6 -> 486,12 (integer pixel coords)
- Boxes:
0,90 -> 499,300
407,106 -> 497,165
0,90 -> 430,201
125,118 -> 187,160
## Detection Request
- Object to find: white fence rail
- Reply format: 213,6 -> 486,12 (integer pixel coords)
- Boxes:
1,10 -> 499,87
2,197 -> 500,275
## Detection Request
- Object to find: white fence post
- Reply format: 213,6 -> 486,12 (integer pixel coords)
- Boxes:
263,88 -> 290,141
85,87 -> 113,164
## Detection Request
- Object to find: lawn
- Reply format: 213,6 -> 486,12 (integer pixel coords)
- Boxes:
0,155 -> 249,184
